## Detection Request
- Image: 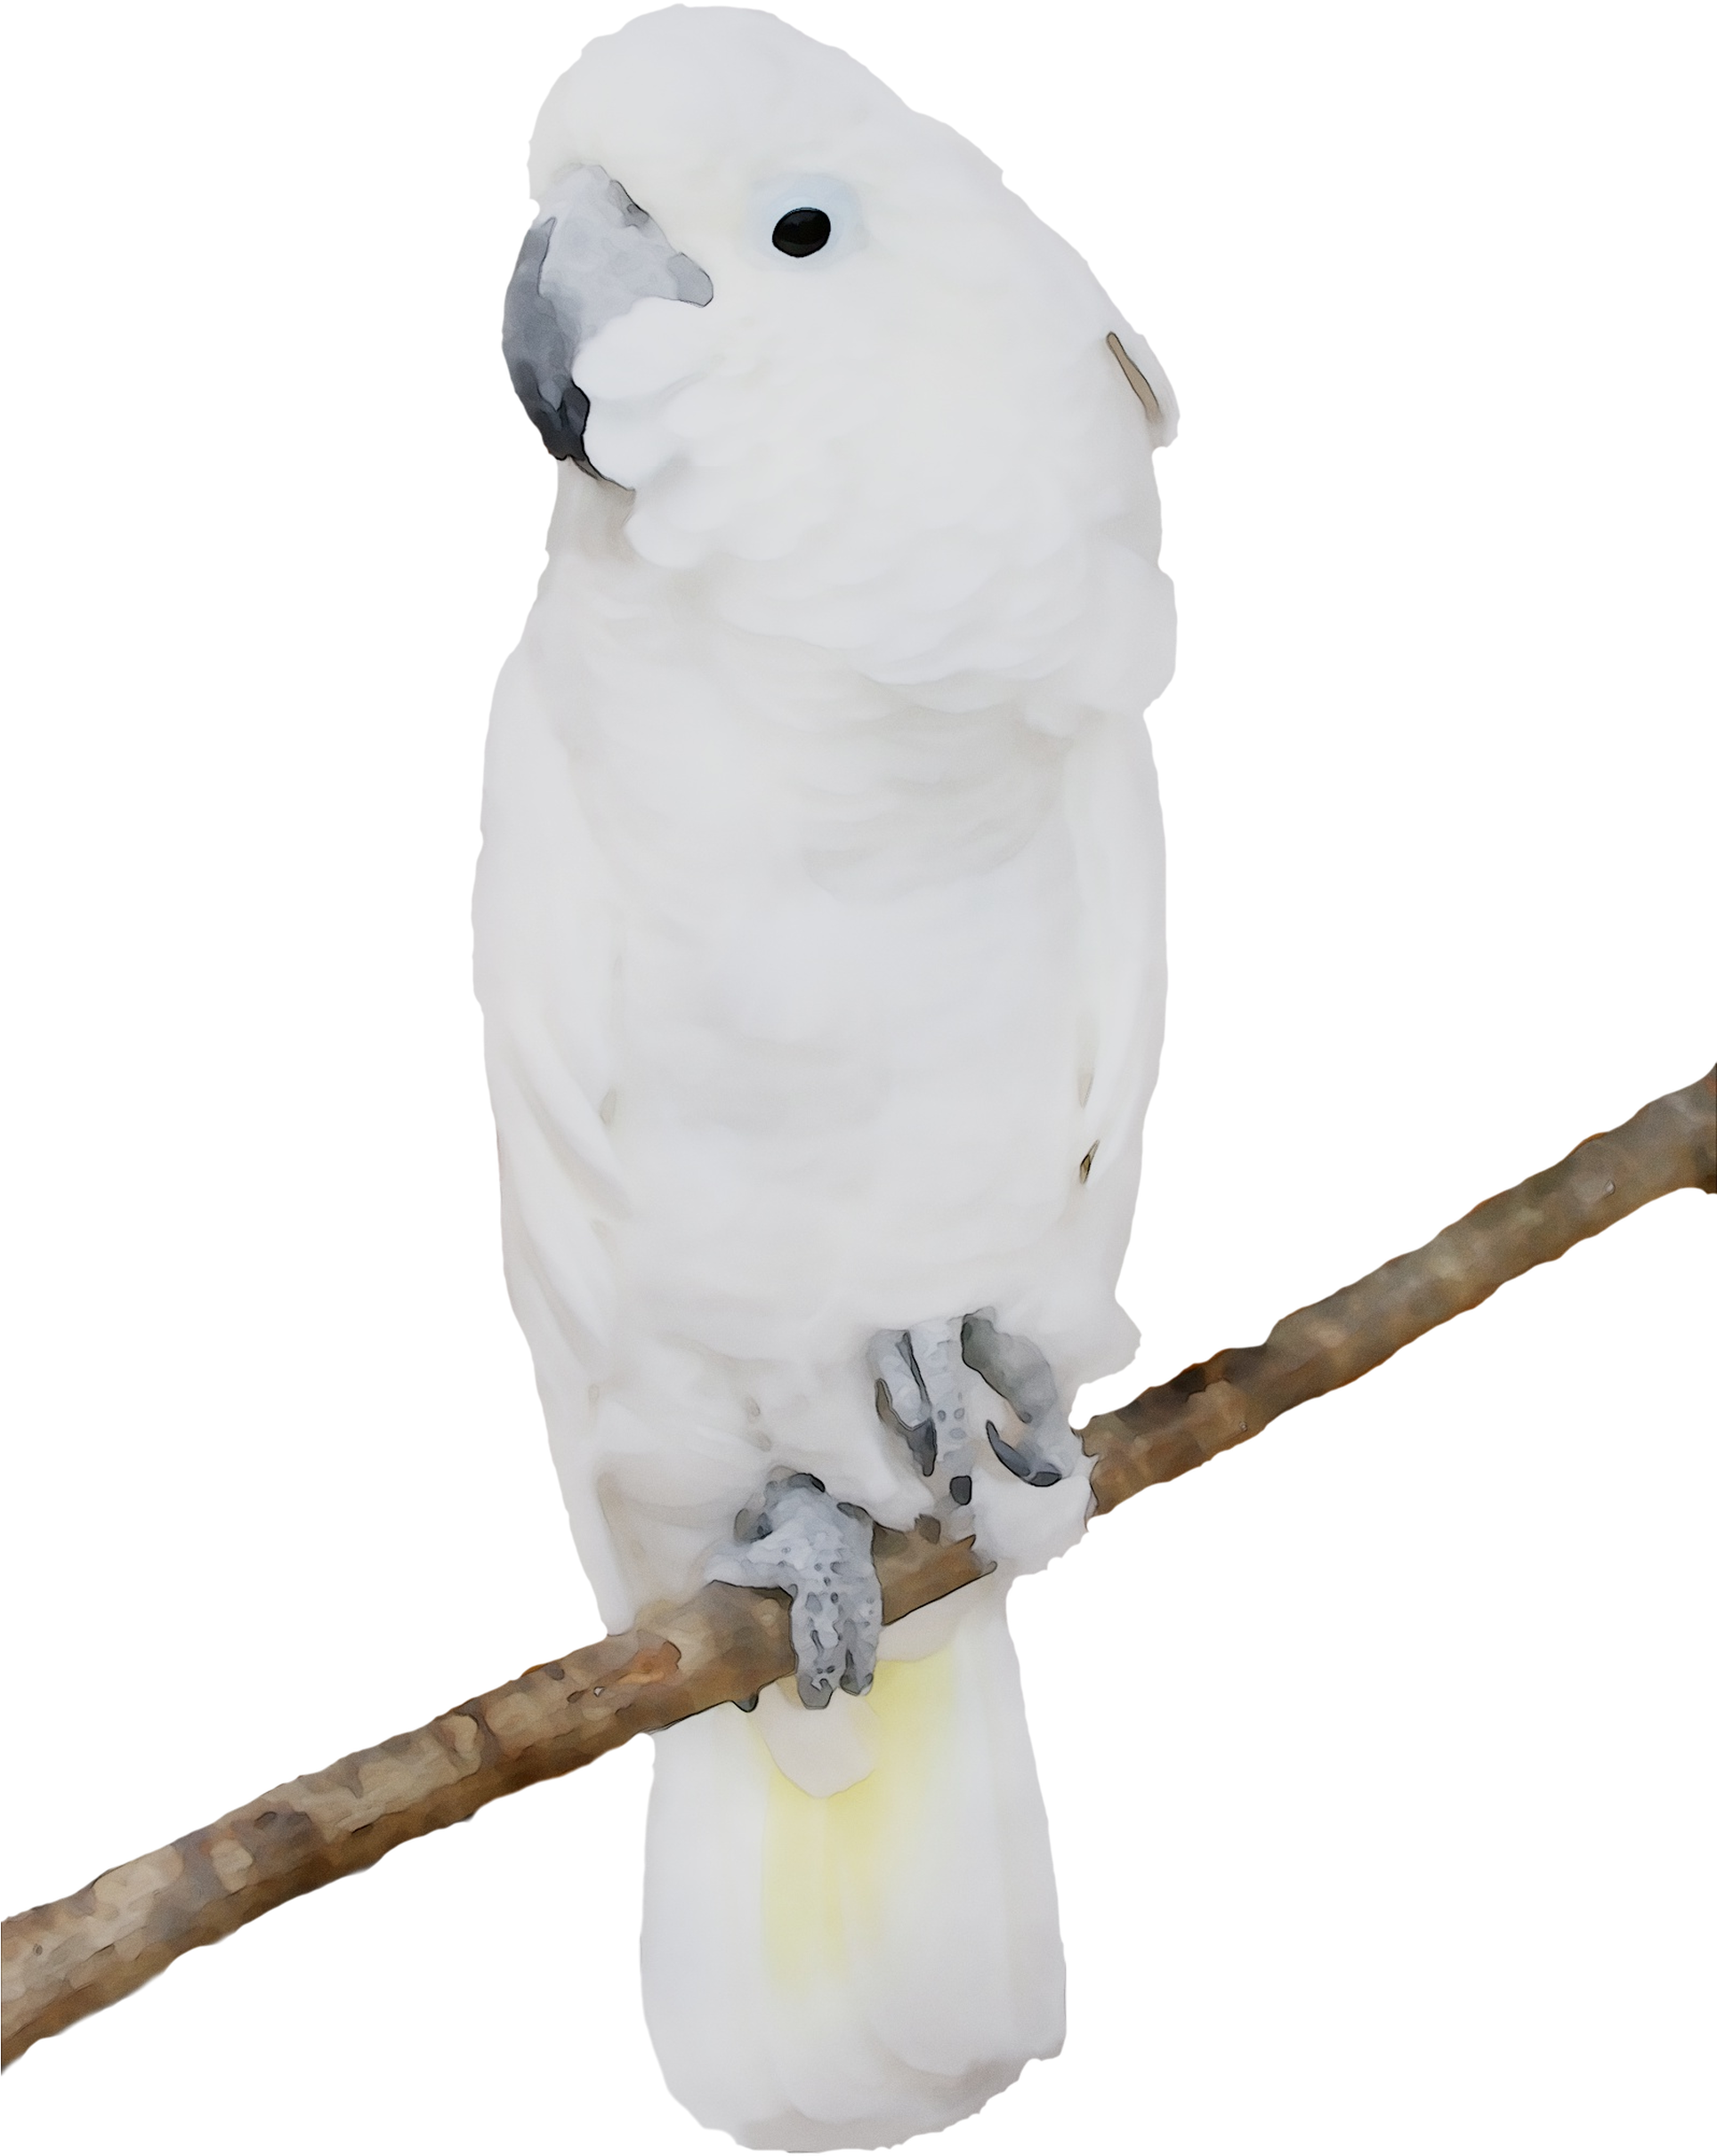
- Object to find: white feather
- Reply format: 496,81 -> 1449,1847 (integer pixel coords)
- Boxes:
475,10 -> 1174,2144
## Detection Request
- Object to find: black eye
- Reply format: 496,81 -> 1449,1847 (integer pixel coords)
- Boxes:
771,206 -> 832,258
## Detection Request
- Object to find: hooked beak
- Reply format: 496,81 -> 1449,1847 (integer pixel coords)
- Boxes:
503,166 -> 713,474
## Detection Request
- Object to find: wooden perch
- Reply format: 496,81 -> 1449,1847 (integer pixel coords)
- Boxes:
4,1069 -> 1712,2067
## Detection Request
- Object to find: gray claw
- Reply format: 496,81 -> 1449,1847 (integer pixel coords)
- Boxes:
870,1332 -> 937,1477
706,1472 -> 882,1709
960,1312 -> 1074,1486
870,1320 -> 980,1528
983,1418 -> 1066,1488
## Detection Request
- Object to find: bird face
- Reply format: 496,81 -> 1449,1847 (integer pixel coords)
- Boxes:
504,7 -> 1176,715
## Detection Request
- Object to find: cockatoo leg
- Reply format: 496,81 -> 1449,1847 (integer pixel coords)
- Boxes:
705,1472 -> 883,1708
870,1311 -> 1079,1524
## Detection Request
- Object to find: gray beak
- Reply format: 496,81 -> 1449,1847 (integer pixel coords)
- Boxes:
503,166 -> 713,473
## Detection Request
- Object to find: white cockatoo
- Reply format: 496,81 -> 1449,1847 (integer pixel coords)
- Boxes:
474,10 -> 1175,2147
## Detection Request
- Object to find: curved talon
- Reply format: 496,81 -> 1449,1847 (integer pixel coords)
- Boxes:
984,1418 -> 1065,1488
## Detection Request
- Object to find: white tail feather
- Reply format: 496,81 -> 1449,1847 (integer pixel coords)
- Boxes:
641,1585 -> 1064,2151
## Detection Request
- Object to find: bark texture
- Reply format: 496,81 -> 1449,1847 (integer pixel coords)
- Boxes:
4,1070 -> 1711,2067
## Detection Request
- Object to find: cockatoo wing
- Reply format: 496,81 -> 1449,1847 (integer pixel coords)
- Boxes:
473,632 -> 628,1618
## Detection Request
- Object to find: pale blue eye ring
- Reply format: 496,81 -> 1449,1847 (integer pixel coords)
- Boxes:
752,175 -> 862,264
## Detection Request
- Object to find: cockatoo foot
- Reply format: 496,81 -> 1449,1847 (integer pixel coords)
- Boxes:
958,1311 -> 1078,1485
869,1311 -> 1078,1527
705,1472 -> 882,1708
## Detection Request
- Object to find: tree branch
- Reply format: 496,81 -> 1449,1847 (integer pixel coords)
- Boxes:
4,1070 -> 1711,2067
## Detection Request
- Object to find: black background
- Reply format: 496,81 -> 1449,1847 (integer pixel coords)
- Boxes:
13,8 -> 1697,2138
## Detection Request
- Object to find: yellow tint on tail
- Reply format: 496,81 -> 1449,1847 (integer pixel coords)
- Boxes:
762,1644 -> 957,1990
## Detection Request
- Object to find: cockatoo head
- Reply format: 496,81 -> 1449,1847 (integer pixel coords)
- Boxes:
506,5 -> 1176,716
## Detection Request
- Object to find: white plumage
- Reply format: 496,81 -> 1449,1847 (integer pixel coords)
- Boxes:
473,10 -> 1175,2145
